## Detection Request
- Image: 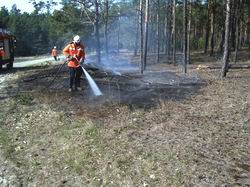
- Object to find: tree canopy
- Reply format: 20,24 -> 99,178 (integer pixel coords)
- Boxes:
0,0 -> 249,58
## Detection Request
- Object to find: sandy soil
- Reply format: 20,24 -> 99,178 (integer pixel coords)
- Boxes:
0,51 -> 249,186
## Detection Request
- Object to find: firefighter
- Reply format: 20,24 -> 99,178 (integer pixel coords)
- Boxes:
63,35 -> 85,92
51,46 -> 58,61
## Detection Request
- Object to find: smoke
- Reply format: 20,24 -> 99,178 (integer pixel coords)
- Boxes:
83,10 -> 139,75
85,52 -> 139,75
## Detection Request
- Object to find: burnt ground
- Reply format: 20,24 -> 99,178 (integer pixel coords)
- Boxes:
0,50 -> 249,186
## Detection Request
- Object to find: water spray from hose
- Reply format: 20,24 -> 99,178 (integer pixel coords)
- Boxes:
81,66 -> 103,96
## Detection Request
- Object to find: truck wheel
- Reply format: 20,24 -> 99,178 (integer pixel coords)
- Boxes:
7,61 -> 13,70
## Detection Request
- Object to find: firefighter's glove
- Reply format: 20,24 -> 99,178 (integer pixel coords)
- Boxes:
66,55 -> 74,61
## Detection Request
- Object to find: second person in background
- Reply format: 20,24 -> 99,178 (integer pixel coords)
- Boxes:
51,46 -> 58,61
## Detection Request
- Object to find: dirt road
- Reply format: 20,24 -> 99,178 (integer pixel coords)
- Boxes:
13,55 -> 65,68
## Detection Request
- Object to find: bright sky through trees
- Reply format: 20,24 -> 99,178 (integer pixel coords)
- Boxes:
0,0 -> 61,13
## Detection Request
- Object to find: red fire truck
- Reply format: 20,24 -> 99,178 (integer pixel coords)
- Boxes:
0,28 -> 16,70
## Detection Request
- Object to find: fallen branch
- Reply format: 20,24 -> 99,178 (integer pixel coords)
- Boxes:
196,64 -> 250,70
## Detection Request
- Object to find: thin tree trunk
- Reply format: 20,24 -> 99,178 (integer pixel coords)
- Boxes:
234,0 -> 241,64
239,0 -> 246,48
164,16 -> 168,54
231,0 -> 237,51
218,0 -> 227,53
117,14 -> 121,53
172,0 -> 176,64
143,0 -> 150,70
204,0 -> 210,54
140,0 -> 144,74
104,0 -> 109,57
187,0 -> 192,64
239,19 -> 243,48
168,0 -> 172,58
134,22 -> 139,56
134,2 -> 140,56
164,0 -> 168,54
210,0 -> 215,56
247,1 -> 250,49
183,0 -> 188,73
95,0 -> 101,63
221,0 -> 231,78
149,7 -> 154,54
156,0 -> 160,63
193,18 -> 196,37
219,28 -> 225,53
244,26 -> 247,46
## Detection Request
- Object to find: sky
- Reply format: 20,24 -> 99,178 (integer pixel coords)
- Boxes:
0,0 -> 61,13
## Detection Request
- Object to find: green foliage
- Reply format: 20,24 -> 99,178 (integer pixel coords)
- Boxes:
190,37 -> 198,50
190,37 -> 205,50
0,7 -> 9,28
0,2 -> 91,56
198,38 -> 205,50
1,0 -> 249,56
14,93 -> 34,105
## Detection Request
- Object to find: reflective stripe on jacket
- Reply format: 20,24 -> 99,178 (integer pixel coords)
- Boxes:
63,43 -> 85,68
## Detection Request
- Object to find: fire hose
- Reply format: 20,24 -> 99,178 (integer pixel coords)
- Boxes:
47,57 -> 103,96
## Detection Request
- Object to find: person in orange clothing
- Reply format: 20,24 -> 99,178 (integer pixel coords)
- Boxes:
51,46 -> 58,61
63,35 -> 85,92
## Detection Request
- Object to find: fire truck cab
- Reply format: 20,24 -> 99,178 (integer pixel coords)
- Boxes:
0,28 -> 16,70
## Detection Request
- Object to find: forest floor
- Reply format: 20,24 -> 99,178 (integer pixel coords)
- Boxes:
0,50 -> 249,186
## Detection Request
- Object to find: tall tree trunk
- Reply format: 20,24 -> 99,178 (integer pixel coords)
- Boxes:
104,0 -> 109,57
168,0 -> 172,58
193,18 -> 197,37
244,26 -> 247,46
204,0 -> 210,54
134,1 -> 140,56
149,7 -> 154,54
143,0 -> 150,70
183,0 -> 188,73
95,0 -> 101,63
247,1 -> 250,49
156,0 -> 160,63
230,0 -> 236,51
164,0 -> 168,54
134,21 -> 139,56
187,0 -> 192,64
210,0 -> 215,56
117,14 -> 121,53
172,0 -> 176,64
239,19 -> 243,48
234,0 -> 241,64
219,28 -> 225,53
140,0 -> 144,74
221,0 -> 231,78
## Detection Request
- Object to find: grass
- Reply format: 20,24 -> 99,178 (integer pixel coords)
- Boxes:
0,55 -> 249,186
0,106 -> 16,159
40,105 -> 197,186
14,93 -> 34,105
0,128 -> 15,159
57,118 -> 104,178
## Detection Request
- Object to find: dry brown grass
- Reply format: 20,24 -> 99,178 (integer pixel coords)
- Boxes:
0,52 -> 249,186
